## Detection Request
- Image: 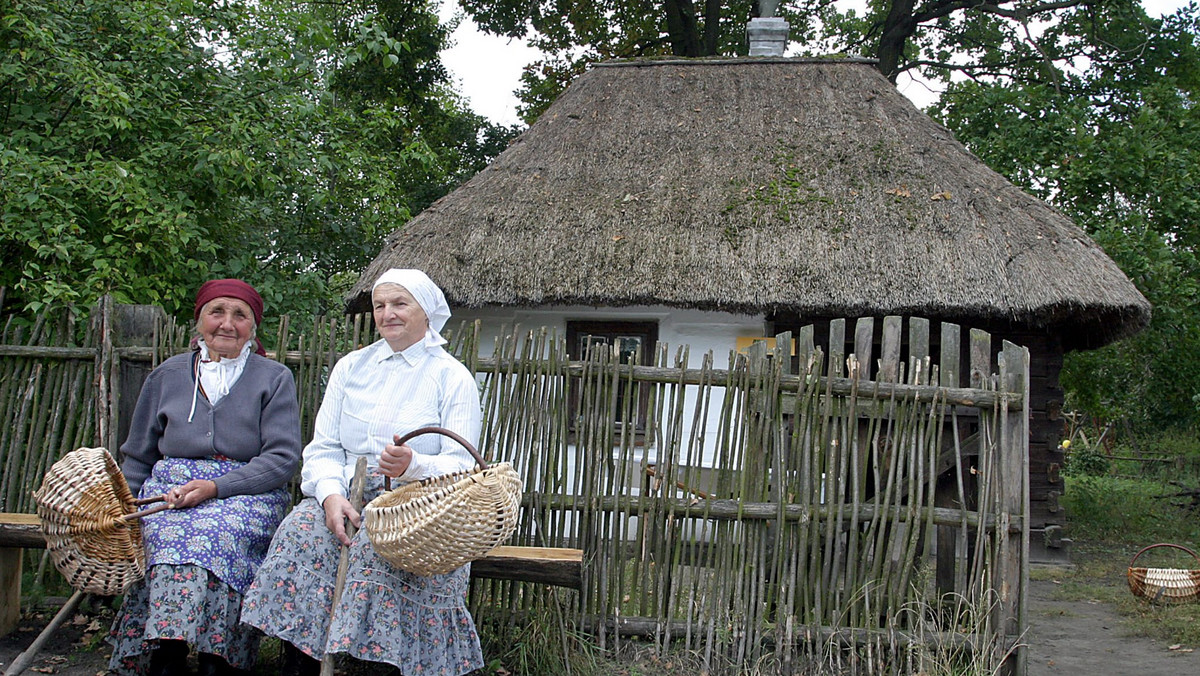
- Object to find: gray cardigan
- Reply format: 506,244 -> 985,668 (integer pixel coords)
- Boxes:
119,351 -> 302,497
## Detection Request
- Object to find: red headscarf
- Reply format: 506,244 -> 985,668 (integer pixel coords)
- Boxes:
193,279 -> 266,356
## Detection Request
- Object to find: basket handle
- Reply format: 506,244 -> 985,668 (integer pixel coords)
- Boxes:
119,494 -> 170,521
383,426 -> 485,491
1129,542 -> 1200,567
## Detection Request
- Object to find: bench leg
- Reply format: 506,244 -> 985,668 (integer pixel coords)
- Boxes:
1,547 -> 21,636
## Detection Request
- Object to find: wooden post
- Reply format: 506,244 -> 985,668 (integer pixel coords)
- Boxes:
96,295 -> 113,450
878,316 -> 901,383
113,304 -> 167,455
853,317 -> 874,379
0,546 -> 19,635
997,341 -> 1030,676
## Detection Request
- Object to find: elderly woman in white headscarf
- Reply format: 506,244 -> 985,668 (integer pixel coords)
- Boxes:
242,269 -> 483,676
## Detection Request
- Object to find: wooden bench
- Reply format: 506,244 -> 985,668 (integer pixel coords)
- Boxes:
0,512 -> 582,636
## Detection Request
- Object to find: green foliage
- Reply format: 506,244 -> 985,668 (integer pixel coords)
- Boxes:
1062,444 -> 1111,478
458,0 -> 815,121
0,0 -> 516,320
1062,475 -> 1200,545
476,595 -> 602,676
1127,428 -> 1200,462
932,4 -> 1200,434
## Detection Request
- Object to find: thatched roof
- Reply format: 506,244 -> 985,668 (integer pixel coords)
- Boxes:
351,57 -> 1149,348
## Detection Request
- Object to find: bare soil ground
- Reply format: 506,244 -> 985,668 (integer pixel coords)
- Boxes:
1025,576 -> 1196,675
3,578 -> 1197,675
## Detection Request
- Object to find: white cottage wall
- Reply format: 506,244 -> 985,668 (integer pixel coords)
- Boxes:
454,305 -> 768,541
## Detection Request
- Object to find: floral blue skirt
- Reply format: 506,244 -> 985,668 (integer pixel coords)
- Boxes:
106,456 -> 289,673
241,474 -> 484,674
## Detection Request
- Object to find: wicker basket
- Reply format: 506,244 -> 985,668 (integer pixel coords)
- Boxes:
1127,543 -> 1200,604
33,447 -> 167,596
364,427 -> 522,577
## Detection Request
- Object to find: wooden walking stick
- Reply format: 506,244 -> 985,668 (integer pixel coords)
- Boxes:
3,590 -> 86,676
320,456 -> 368,676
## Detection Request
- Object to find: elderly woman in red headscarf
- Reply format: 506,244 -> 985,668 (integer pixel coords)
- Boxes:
107,279 -> 303,676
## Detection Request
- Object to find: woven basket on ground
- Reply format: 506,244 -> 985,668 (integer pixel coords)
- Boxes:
33,447 -> 167,596
1127,543 -> 1200,604
364,427 -> 522,577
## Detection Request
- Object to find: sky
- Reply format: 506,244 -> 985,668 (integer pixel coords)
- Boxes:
439,0 -> 1192,126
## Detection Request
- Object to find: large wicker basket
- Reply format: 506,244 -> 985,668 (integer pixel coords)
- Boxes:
364,427 -> 522,577
1127,543 -> 1200,604
32,447 -> 167,596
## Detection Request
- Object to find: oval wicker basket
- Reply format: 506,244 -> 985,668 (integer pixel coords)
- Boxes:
364,427 -> 522,577
33,447 -> 167,596
1126,543 -> 1200,604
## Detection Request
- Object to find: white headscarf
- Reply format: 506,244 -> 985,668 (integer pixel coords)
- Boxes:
371,268 -> 451,348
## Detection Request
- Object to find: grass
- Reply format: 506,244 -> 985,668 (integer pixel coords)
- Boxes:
1047,472 -> 1200,648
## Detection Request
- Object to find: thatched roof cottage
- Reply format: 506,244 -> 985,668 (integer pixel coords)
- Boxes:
350,57 -> 1149,561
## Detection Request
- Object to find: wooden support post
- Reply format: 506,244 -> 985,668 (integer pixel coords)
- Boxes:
997,341 -> 1030,676
828,318 -> 846,378
878,315 -> 901,383
1,547 -> 20,636
113,304 -> 166,456
853,317 -> 874,380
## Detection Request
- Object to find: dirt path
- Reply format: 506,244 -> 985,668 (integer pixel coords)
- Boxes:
3,580 -> 1199,675
1024,578 -> 1197,675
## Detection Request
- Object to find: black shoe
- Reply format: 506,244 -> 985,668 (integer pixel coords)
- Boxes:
198,652 -> 251,676
281,642 -> 321,676
148,639 -> 190,676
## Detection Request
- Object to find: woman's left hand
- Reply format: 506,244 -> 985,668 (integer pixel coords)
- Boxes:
167,479 -> 218,509
379,436 -> 414,478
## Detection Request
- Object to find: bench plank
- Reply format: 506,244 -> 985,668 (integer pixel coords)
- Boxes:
471,545 -> 583,589
0,514 -> 583,599
0,513 -> 43,549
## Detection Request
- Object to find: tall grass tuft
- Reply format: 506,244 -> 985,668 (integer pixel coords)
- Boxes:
476,590 -> 602,676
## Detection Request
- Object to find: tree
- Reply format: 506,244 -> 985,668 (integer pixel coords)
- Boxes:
0,0 -> 515,319
455,0 -> 1124,120
929,4 -> 1200,431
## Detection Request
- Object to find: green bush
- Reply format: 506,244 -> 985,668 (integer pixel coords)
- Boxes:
1062,444 -> 1110,477
1063,475 -> 1200,544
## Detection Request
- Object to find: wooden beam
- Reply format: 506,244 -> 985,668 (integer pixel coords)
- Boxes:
470,546 -> 583,589
0,514 -> 584,603
0,513 -> 42,549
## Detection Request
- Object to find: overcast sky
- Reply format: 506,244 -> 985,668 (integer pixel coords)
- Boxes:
439,1 -> 1192,126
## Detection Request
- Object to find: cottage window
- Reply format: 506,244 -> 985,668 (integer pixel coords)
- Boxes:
565,320 -> 658,436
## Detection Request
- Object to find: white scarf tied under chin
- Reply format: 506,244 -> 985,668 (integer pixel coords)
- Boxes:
188,340 -> 253,422
371,268 -> 452,348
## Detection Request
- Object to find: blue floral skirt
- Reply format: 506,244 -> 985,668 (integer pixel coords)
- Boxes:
241,476 -> 484,674
107,457 -> 288,673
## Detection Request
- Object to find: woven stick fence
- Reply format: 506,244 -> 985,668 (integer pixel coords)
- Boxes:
0,300 -> 1028,674
466,319 -> 1029,675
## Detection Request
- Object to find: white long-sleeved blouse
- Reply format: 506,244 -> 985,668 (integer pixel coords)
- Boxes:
300,338 -> 482,506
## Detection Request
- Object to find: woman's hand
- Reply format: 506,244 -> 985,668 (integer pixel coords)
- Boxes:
167,480 -> 218,509
378,436 -> 414,478
322,494 -> 361,546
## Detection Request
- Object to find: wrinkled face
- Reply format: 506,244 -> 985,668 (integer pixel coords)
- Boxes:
197,297 -> 255,360
373,284 -> 428,351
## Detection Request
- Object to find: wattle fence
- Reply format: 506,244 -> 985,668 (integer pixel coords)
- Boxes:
0,299 -> 1030,674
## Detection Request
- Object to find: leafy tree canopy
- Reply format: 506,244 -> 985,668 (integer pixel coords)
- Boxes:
455,0 -> 1133,121
931,4 -> 1200,431
1,0 -> 517,319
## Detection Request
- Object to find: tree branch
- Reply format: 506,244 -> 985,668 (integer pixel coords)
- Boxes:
972,0 -> 1086,20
